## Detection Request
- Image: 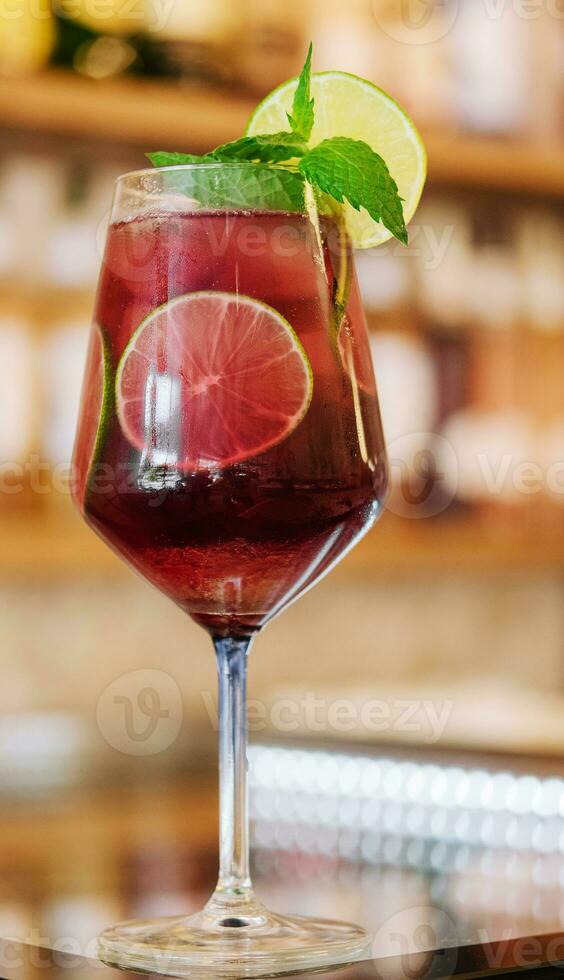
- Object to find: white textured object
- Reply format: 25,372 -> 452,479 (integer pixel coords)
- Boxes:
370,332 -> 438,458
41,323 -> 90,465
355,250 -> 411,312
0,319 -> 34,463
439,408 -> 535,503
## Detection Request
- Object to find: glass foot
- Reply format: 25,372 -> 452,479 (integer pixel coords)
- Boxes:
98,894 -> 369,978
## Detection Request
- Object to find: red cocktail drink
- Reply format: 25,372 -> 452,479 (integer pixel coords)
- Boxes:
74,208 -> 387,637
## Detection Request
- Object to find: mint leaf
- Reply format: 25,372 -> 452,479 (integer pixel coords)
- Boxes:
210,133 -> 307,164
287,43 -> 314,141
146,151 -> 207,167
299,137 -> 408,246
148,134 -> 306,170
152,163 -> 306,213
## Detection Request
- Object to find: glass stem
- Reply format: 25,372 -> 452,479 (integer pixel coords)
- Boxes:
213,634 -> 253,900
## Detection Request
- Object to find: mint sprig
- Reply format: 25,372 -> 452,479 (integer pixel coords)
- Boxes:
147,44 -> 408,246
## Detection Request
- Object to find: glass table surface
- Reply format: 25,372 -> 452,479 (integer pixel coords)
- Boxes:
0,935 -> 562,980
0,738 -> 563,980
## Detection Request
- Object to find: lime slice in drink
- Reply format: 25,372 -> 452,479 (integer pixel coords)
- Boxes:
72,322 -> 113,507
116,292 -> 313,471
247,71 -> 426,248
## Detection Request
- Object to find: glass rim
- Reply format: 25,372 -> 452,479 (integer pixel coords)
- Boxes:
115,162 -> 301,183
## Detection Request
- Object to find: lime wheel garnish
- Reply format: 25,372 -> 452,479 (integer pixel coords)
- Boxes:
72,322 -> 112,507
247,71 -> 426,249
116,291 -> 313,471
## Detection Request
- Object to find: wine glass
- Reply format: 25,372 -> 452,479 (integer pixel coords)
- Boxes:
72,163 -> 388,977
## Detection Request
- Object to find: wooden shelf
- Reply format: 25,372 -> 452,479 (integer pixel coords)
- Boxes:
0,282 -> 94,324
0,70 -> 563,199
5,506 -> 564,581
344,511 -> 564,576
0,70 -> 253,155
2,509 -> 123,579
423,130 -> 564,199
